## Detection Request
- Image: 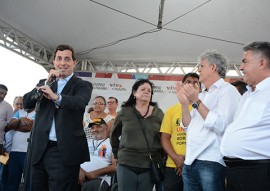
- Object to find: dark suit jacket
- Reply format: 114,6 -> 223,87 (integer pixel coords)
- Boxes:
23,75 -> 92,166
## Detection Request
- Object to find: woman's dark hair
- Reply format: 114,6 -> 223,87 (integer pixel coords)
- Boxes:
122,79 -> 157,107
94,96 -> 106,105
88,96 -> 106,113
87,107 -> 94,113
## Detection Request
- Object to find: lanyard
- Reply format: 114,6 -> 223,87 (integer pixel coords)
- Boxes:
92,138 -> 107,151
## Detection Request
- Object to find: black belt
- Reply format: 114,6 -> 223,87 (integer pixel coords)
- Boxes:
47,140 -> 58,147
223,157 -> 270,167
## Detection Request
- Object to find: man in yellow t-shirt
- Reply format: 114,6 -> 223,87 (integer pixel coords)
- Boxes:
160,73 -> 199,191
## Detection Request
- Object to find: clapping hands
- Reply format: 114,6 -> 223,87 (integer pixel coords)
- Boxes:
175,82 -> 200,104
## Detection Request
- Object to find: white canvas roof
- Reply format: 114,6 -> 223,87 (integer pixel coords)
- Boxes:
0,0 -> 269,76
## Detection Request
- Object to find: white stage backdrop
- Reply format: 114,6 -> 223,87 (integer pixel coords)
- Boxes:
81,74 -> 180,113
79,72 -> 240,113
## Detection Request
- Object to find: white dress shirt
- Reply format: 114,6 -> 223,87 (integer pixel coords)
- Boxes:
221,77 -> 270,160
182,78 -> 240,165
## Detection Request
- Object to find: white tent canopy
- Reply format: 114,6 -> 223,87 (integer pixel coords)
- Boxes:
0,0 -> 269,77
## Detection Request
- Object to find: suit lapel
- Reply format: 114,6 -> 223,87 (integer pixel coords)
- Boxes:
51,80 -> 58,92
61,75 -> 77,94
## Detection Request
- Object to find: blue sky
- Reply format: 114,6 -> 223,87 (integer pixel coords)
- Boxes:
0,46 -> 48,105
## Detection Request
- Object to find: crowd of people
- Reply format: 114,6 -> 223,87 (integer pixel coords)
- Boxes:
0,41 -> 269,191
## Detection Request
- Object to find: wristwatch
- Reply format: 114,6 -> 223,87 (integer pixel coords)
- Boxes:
192,99 -> 202,109
53,93 -> 60,102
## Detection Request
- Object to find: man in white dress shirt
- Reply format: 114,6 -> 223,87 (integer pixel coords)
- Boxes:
221,41 -> 270,191
176,50 -> 240,191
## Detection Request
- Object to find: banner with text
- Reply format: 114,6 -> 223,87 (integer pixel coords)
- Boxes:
80,73 -> 181,113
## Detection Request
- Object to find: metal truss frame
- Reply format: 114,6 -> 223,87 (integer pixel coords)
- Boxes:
0,19 -> 243,77
0,19 -> 54,69
77,60 -> 243,77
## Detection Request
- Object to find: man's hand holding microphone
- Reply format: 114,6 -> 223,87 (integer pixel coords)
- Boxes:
37,69 -> 62,101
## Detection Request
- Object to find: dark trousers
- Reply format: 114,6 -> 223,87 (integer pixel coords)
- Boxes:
81,178 -> 109,191
31,144 -> 80,191
163,167 -> 183,191
117,164 -> 154,191
226,163 -> 270,191
155,181 -> 165,191
0,163 -> 8,191
7,152 -> 30,191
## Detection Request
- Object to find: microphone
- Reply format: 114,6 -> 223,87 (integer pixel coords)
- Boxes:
57,69 -> 63,78
31,73 -> 57,101
49,69 -> 63,82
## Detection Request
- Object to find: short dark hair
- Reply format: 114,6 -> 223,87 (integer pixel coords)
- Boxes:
108,97 -> 118,103
53,44 -> 76,61
0,84 -> 8,91
182,73 -> 199,83
231,80 -> 247,95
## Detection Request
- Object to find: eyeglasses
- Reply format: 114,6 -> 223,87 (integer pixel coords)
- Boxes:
15,103 -> 23,105
92,102 -> 106,106
107,101 -> 115,104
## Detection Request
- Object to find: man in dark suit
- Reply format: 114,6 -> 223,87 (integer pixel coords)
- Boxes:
23,44 -> 93,191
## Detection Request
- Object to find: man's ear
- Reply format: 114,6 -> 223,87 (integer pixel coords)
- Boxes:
73,60 -> 77,68
260,58 -> 268,70
211,64 -> 217,71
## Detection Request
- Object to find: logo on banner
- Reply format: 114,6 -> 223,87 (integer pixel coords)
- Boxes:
109,83 -> 127,91
167,86 -> 176,93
